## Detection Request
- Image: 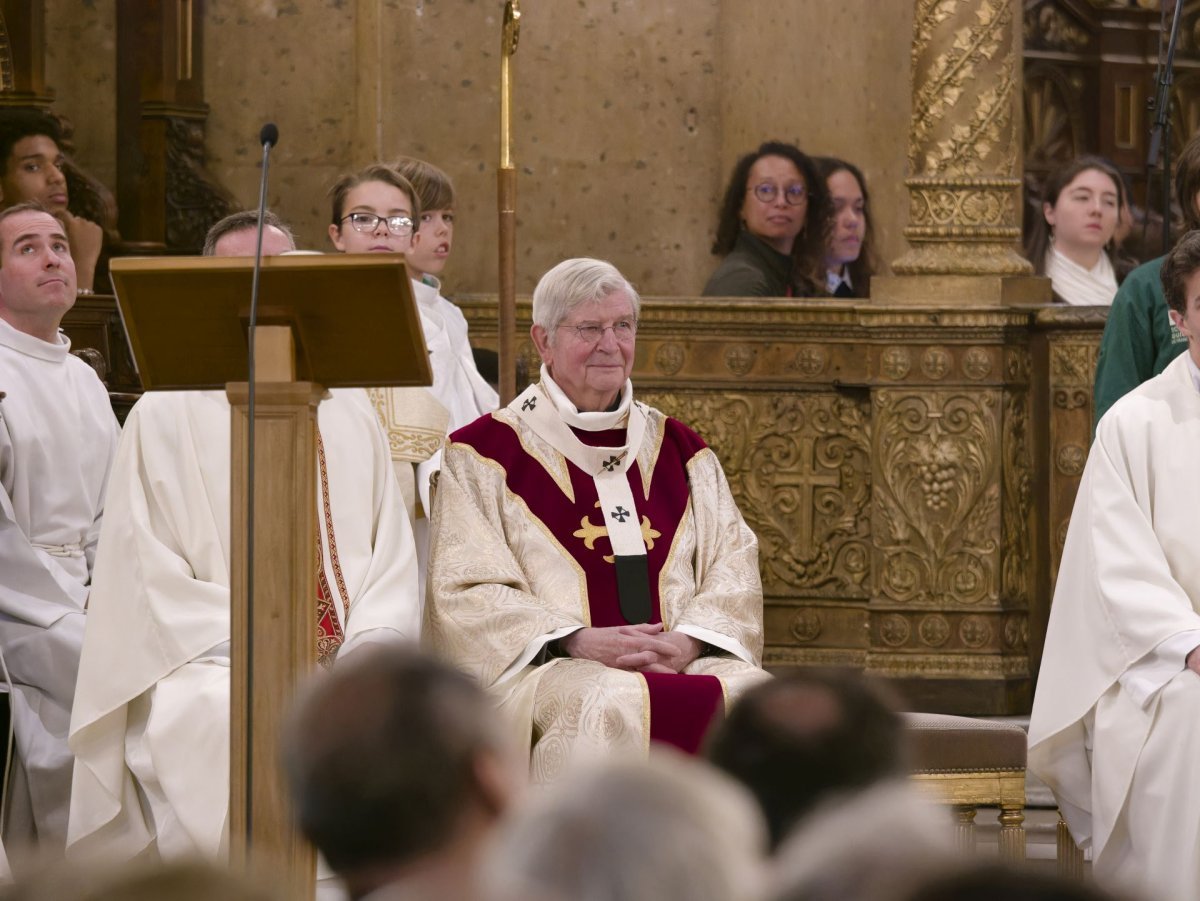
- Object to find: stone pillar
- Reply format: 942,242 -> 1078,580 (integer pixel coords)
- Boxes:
875,0 -> 1048,306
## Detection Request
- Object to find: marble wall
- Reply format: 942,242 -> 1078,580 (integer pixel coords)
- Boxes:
42,0 -> 915,295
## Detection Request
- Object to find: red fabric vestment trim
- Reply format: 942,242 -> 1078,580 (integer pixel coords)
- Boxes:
452,414 -> 707,628
315,430 -> 346,667
642,672 -> 725,754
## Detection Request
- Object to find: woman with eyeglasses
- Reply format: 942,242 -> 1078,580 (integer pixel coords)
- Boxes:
815,156 -> 876,299
703,141 -> 830,297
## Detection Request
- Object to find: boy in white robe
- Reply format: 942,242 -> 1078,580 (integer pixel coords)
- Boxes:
0,203 -> 119,852
1030,228 -> 1200,901
66,211 -> 421,861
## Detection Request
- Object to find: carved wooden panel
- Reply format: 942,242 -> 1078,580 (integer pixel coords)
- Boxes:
1046,336 -> 1101,584
640,391 -> 872,600
872,388 -> 1002,609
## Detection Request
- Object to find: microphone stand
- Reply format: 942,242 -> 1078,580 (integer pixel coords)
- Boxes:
243,121 -> 277,840
1147,0 -> 1184,254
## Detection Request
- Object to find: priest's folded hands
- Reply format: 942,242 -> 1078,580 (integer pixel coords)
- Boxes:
561,623 -> 701,673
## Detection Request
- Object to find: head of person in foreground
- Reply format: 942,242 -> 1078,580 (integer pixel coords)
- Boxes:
284,644 -> 521,901
479,750 -> 766,901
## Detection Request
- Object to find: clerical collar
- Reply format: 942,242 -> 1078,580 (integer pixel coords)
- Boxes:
539,364 -> 633,432
0,316 -> 70,363
420,273 -> 442,291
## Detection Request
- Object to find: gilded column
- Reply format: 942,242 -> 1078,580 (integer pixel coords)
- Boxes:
877,0 -> 1046,305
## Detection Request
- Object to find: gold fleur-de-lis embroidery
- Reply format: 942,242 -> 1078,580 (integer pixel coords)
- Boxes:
572,501 -> 661,563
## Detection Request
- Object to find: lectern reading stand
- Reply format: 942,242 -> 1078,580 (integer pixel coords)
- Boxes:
110,254 -> 431,896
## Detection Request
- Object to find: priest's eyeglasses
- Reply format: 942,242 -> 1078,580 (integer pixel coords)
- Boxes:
558,320 -> 638,345
340,212 -> 415,236
750,182 -> 807,206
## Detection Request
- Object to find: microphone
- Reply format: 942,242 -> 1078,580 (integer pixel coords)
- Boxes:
259,122 -> 279,149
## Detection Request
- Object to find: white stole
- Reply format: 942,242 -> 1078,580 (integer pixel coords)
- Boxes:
1046,247 -> 1118,306
511,367 -> 652,620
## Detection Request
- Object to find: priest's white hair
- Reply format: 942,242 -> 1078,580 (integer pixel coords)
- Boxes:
531,257 -> 641,339
479,750 -> 766,901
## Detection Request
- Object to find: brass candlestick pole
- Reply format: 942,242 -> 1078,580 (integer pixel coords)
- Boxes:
497,0 -> 521,404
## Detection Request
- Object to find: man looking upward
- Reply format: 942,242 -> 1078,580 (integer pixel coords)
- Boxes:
0,202 -> 119,853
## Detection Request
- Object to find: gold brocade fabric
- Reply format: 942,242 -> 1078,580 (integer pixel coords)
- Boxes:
366,387 -> 450,463
530,656 -> 769,783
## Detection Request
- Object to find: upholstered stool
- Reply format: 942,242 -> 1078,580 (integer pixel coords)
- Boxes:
904,713 -> 1027,862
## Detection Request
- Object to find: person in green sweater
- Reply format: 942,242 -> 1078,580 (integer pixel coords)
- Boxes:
1093,134 -> 1200,427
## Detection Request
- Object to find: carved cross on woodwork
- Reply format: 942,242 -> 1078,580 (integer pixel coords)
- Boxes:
777,435 -> 839,546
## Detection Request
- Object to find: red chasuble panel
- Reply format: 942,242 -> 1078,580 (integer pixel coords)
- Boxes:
643,671 -> 725,754
452,414 -> 707,627
452,411 -> 725,753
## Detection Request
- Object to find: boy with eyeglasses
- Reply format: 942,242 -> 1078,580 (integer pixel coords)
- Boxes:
327,164 -> 496,591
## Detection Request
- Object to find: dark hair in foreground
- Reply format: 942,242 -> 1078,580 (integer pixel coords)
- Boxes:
815,155 -> 876,297
1024,155 -> 1125,277
285,644 -> 501,885
1160,228 -> 1200,314
712,140 -> 830,296
706,668 -> 906,850
201,209 -> 295,256
901,863 -> 1130,901
0,109 -> 63,175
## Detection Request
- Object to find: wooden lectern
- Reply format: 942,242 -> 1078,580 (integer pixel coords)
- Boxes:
109,254 -> 432,896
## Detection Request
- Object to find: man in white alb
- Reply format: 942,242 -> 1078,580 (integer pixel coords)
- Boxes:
0,202 -> 119,852
1030,228 -> 1200,901
66,210 -> 421,862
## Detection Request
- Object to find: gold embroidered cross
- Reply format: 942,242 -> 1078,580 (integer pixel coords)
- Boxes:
573,501 -> 661,563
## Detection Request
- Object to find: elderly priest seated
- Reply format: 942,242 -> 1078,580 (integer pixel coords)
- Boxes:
426,257 -> 768,781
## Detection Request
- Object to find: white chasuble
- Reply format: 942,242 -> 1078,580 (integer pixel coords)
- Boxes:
1029,354 -> 1200,901
0,317 -> 119,851
426,378 -> 767,781
66,388 -> 420,861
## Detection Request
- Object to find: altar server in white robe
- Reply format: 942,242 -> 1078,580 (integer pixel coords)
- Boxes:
66,211 -> 421,861
1030,228 -> 1200,901
0,203 -> 119,852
